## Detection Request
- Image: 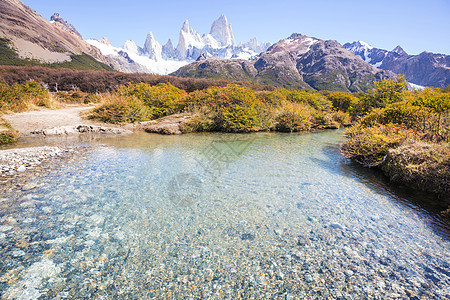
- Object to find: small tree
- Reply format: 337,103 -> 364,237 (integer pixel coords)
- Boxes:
362,74 -> 408,110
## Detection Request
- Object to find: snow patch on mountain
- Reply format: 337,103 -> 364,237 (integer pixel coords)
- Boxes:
408,82 -> 425,90
86,38 -> 118,56
86,38 -> 188,74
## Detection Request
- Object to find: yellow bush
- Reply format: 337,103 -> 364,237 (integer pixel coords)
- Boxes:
88,94 -> 150,124
118,83 -> 187,119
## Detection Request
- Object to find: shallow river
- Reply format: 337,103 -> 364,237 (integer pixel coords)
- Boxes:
0,131 -> 449,299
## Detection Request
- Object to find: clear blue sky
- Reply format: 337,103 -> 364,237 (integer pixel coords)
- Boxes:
24,0 -> 450,55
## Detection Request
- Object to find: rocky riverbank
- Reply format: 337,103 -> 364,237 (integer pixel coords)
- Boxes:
0,146 -> 82,177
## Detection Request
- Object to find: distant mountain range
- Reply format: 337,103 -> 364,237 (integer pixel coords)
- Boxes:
173,33 -> 393,92
85,14 -> 271,74
344,41 -> 450,88
0,0 -> 448,90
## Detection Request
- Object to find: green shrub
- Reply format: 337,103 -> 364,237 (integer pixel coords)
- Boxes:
0,130 -> 18,144
275,111 -> 311,132
187,84 -> 268,132
221,105 -> 262,132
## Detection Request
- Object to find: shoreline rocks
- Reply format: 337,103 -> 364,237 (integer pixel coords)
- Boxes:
30,124 -> 132,136
0,146 -> 77,176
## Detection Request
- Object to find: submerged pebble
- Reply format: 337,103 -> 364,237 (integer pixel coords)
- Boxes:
0,131 -> 448,299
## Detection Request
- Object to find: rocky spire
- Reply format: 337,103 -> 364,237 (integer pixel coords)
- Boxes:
162,39 -> 175,60
209,14 -> 235,47
143,32 -> 162,61
50,12 -> 82,39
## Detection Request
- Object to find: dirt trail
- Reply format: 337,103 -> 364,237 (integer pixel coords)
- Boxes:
1,105 -> 128,136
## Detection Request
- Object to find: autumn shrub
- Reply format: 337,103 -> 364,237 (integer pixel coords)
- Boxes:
361,93 -> 449,142
256,89 -> 286,107
326,91 -> 360,113
88,94 -> 150,124
181,114 -> 217,133
119,83 -> 188,119
331,110 -> 352,126
341,123 -> 416,166
0,81 -> 49,112
283,89 -> 332,111
187,84 -> 269,132
359,75 -> 408,111
361,101 -> 434,132
83,93 -> 101,104
410,88 -> 450,141
382,142 -> 450,196
0,118 -> 18,145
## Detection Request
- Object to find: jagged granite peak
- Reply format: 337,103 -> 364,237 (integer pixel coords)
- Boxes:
144,32 -> 162,61
182,20 -> 190,32
50,12 -> 82,39
242,38 -> 272,53
162,39 -> 175,60
392,45 -> 408,56
175,19 -> 205,60
209,14 -> 235,47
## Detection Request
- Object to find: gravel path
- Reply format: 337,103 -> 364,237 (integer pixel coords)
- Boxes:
1,105 -> 97,135
1,105 -> 131,137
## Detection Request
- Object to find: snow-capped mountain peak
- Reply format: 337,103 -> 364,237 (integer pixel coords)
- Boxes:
86,14 -> 271,75
123,40 -> 140,55
357,40 -> 373,50
343,40 -> 387,66
344,40 -> 374,53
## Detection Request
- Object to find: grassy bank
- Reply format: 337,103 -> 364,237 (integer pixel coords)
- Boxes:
341,76 -> 449,201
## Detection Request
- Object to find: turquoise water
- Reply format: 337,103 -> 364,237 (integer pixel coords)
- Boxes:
0,131 -> 449,298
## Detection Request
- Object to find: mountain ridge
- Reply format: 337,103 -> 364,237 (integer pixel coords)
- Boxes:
0,0 -> 118,70
173,33 -> 393,92
344,41 -> 450,88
